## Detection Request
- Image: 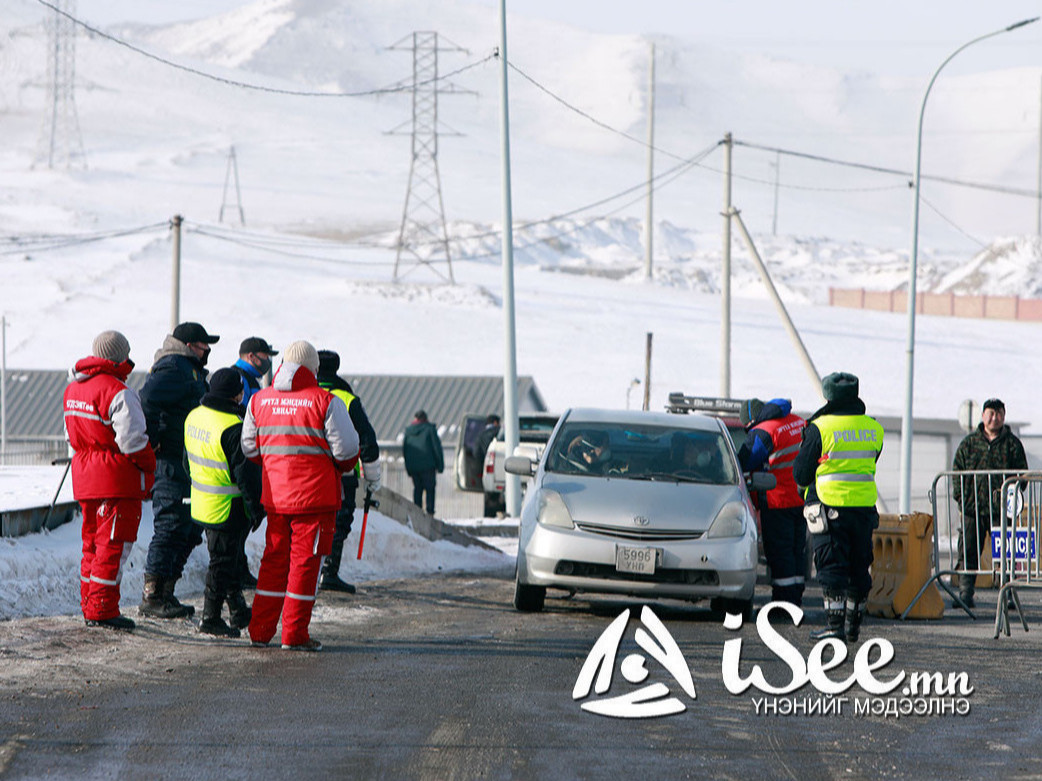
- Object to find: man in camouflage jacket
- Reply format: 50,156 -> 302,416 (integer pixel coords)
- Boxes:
951,398 -> 1027,606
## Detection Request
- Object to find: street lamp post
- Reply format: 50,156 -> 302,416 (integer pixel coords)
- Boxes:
898,17 -> 1038,514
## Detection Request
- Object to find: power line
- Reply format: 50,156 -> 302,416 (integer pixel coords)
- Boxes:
187,225 -> 393,266
34,0 -> 493,99
0,222 -> 168,255
918,194 -> 990,250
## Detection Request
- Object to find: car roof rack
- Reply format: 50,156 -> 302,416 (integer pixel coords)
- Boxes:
666,393 -> 743,416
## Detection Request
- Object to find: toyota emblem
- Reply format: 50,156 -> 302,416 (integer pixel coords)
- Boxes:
633,515 -> 650,526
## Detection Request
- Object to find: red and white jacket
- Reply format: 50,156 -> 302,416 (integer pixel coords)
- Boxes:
755,413 -> 806,509
241,362 -> 359,514
63,356 -> 156,500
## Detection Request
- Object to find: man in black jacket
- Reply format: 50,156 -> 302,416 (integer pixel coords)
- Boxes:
139,321 -> 219,619
403,410 -> 443,515
316,350 -> 381,593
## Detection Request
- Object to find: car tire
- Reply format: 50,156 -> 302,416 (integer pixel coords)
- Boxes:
710,597 -> 753,621
483,492 -> 503,518
513,578 -> 546,613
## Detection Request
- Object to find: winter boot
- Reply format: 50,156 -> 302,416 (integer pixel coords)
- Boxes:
957,587 -> 975,609
281,638 -> 322,652
319,549 -> 355,594
161,578 -> 195,618
226,591 -> 252,630
810,590 -> 847,642
85,615 -> 136,632
198,596 -> 239,638
139,574 -> 178,618
844,596 -> 866,643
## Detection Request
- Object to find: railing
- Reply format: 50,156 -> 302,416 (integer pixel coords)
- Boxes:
0,438 -> 69,467
379,445 -> 484,521
993,474 -> 1042,637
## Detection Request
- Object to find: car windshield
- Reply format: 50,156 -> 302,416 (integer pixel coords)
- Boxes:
497,416 -> 559,443
546,422 -> 738,485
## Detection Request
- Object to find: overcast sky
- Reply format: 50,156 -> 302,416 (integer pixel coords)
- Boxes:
75,0 -> 1042,78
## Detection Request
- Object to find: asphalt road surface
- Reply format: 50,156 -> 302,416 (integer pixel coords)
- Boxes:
1,573 -> 1041,780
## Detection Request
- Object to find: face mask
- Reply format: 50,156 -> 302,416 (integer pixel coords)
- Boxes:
256,356 -> 272,375
199,346 -> 210,366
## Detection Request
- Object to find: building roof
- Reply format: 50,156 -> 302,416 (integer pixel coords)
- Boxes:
2,370 -> 546,446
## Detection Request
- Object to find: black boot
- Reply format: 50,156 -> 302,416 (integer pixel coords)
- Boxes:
198,596 -> 239,638
845,596 -> 865,643
810,590 -> 847,642
86,615 -> 136,632
140,574 -> 184,619
319,549 -> 355,594
226,591 -> 252,630
161,578 -> 195,618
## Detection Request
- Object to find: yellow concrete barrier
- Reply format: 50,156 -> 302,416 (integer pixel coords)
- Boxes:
867,512 -> 944,620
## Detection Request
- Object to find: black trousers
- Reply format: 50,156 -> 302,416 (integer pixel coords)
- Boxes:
411,469 -> 437,515
761,505 -> 807,604
203,511 -> 250,602
811,506 -> 878,600
330,475 -> 359,561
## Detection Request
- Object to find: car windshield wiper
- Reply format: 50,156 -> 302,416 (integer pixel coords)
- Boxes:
633,471 -> 711,484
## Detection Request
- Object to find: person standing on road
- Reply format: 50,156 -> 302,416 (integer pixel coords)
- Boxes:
184,368 -> 264,638
139,321 -> 219,619
316,349 -> 381,594
63,331 -> 156,632
951,397 -> 1028,608
793,372 -> 883,643
738,397 -> 808,607
241,341 -> 359,651
403,410 -> 443,515
232,336 -> 277,407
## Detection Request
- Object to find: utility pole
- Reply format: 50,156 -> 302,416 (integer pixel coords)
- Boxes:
36,0 -> 86,169
643,333 -> 653,411
388,32 -> 471,284
643,42 -> 655,280
219,146 -> 245,225
1,315 -> 6,464
1037,75 -> 1041,237
170,215 -> 182,332
720,133 -> 733,398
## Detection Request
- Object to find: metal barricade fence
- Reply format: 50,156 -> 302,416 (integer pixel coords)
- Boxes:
905,469 -> 1029,620
993,474 -> 1042,637
379,445 -> 484,521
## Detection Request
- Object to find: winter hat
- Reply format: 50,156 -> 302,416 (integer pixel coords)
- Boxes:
284,340 -> 320,373
209,368 -> 243,400
822,372 -> 859,402
739,398 -> 764,427
317,349 -> 341,376
91,330 -> 131,364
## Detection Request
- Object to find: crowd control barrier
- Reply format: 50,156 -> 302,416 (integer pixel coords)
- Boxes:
992,474 -> 1042,638
867,513 -> 943,620
901,469 -> 1030,621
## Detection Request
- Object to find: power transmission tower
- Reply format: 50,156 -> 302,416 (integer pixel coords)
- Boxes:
219,145 -> 246,225
387,32 -> 472,284
36,0 -> 86,169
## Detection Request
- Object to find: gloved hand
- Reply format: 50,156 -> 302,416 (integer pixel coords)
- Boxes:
362,459 -> 382,494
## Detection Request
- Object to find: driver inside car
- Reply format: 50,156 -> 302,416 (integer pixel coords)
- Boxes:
564,430 -> 616,474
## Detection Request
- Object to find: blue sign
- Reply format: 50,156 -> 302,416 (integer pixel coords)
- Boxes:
991,529 -> 1037,562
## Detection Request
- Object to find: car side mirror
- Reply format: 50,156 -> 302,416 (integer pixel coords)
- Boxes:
505,455 -> 535,476
747,471 -> 776,492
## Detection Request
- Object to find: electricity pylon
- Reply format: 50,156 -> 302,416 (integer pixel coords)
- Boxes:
36,0 -> 86,169
219,145 -> 245,225
387,31 -> 472,284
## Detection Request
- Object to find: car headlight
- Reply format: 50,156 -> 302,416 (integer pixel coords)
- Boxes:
537,489 -> 573,529
705,501 -> 748,538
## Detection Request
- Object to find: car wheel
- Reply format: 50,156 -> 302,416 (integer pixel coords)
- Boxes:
483,492 -> 502,518
513,578 -> 546,613
710,597 -> 753,621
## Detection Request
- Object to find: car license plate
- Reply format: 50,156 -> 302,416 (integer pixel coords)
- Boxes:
616,545 -> 657,575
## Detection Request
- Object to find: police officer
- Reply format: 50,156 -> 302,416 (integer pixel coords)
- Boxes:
184,368 -> 264,637
793,372 -> 883,643
316,350 -> 381,593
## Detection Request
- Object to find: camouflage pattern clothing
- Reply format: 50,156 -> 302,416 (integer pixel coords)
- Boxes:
951,423 -> 1028,522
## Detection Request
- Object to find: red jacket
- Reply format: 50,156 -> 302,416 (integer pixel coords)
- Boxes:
63,357 -> 156,500
755,413 -> 805,509
241,362 -> 359,514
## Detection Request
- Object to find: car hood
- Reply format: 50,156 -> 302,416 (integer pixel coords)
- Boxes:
539,474 -> 743,532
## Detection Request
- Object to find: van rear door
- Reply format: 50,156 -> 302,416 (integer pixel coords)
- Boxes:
454,414 -> 487,492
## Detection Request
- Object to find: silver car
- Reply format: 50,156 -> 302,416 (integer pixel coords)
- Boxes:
508,408 -> 773,615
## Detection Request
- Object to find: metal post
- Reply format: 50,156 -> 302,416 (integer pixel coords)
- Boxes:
642,333 -> 652,412
1037,75 -> 1041,237
720,133 -> 732,398
643,42 -> 655,280
498,0 -> 521,518
170,215 -> 182,332
1,315 -> 6,464
899,17 -> 1038,514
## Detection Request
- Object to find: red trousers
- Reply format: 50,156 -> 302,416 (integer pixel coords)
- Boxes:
249,510 -> 334,647
79,498 -> 141,621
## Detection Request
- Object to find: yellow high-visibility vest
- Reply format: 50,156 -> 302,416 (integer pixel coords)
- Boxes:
184,405 -> 242,526
813,414 -> 883,507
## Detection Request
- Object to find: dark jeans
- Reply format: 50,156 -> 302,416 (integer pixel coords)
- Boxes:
145,458 -> 203,579
204,511 -> 250,601
956,512 -> 992,593
811,507 -> 878,600
761,506 -> 807,604
330,475 -> 359,561
411,469 -> 437,515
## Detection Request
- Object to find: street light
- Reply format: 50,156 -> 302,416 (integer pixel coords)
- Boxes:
898,17 -> 1039,514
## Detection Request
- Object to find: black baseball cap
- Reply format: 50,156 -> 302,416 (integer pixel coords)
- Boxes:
983,398 -> 1005,413
239,336 -> 278,355
172,321 -> 219,345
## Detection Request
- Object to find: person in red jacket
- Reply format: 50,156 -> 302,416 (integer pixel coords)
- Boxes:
738,397 -> 808,607
241,340 -> 359,651
63,330 -> 156,631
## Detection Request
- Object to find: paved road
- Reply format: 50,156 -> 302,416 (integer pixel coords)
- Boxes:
1,574 -> 1041,779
